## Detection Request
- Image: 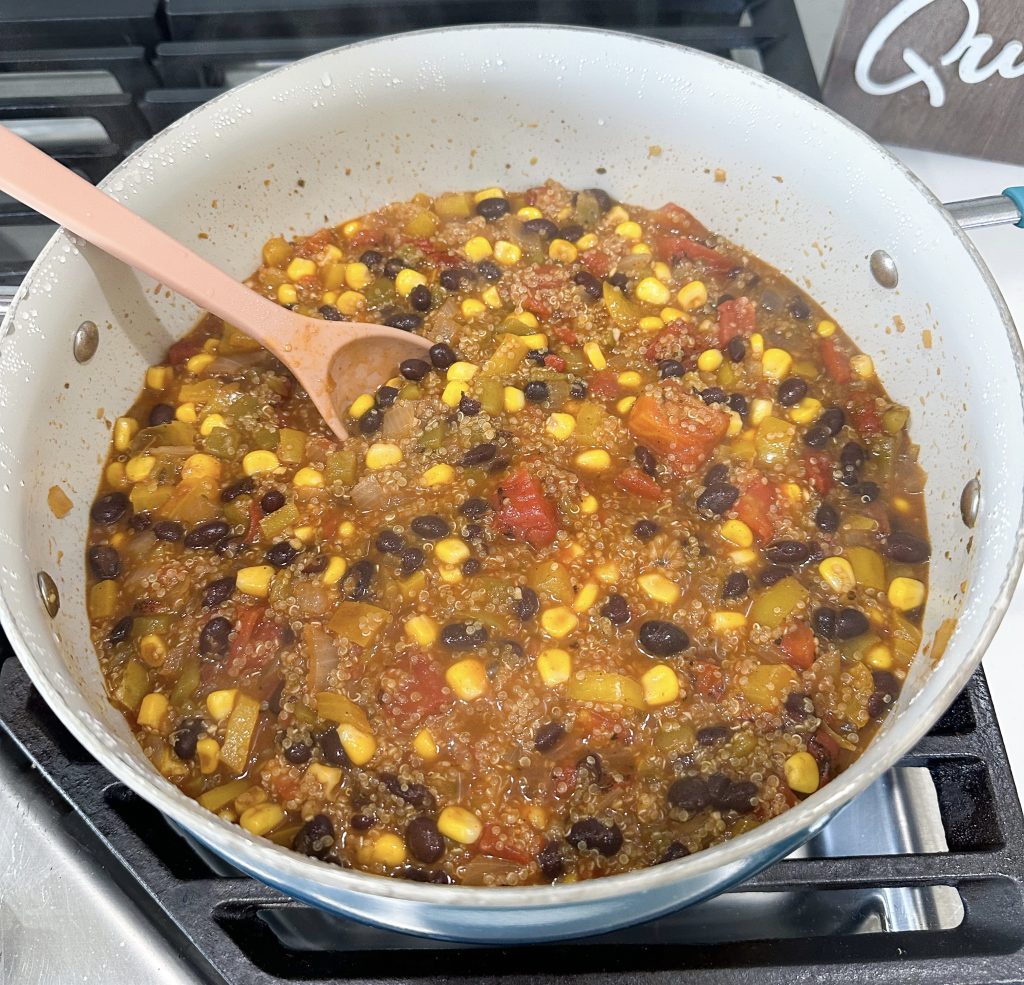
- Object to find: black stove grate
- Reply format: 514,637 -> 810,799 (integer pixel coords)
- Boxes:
2,644 -> 1023,985
0,0 -> 817,286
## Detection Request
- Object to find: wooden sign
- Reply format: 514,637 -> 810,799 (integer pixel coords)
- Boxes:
822,0 -> 1024,164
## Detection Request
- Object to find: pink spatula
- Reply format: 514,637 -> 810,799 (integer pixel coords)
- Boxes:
0,125 -> 431,440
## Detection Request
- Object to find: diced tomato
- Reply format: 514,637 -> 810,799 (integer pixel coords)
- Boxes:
410,238 -> 462,268
349,227 -> 382,249
820,338 -> 851,385
614,466 -> 663,500
781,623 -> 816,670
543,353 -> 567,372
653,235 -> 734,272
269,771 -> 301,803
294,228 -> 333,258
803,452 -> 834,496
849,398 -> 882,437
577,707 -> 635,744
627,388 -> 729,474
642,318 -> 709,364
588,369 -> 622,399
382,652 -> 451,729
244,500 -> 262,543
580,248 -> 613,278
736,478 -> 777,543
807,728 -> 839,783
167,335 -> 205,366
230,604 -> 268,662
551,764 -> 579,797
648,202 -> 708,238
551,325 -> 578,345
717,297 -> 757,345
477,826 -> 535,865
492,468 -> 560,548
522,294 -> 552,319
688,659 -> 725,700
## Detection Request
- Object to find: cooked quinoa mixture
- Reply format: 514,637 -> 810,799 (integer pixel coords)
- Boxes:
86,181 -> 930,886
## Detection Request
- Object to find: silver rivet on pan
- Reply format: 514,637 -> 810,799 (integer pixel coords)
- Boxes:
37,571 -> 60,617
960,477 -> 980,528
73,320 -> 98,363
869,250 -> 899,289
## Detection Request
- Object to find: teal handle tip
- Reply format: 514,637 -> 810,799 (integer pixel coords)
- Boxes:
1003,186 -> 1024,229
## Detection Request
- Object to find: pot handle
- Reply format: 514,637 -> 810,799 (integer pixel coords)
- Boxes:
946,187 -> 1024,229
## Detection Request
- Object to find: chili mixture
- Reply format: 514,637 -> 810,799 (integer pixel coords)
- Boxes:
86,181 -> 930,886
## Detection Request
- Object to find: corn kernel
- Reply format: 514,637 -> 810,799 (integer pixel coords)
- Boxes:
726,411 -> 743,437
493,240 -> 522,266
580,494 -> 599,514
420,463 -> 455,486
576,233 -> 598,250
438,563 -> 463,584
782,482 -> 804,503
441,380 -> 469,407
677,280 -> 708,311
635,276 -> 672,306
369,832 -> 407,866
336,290 -> 364,316
321,556 -> 348,586
697,349 -> 723,373
642,664 -> 681,706
517,205 -> 542,220
113,417 -> 138,452
653,261 -> 672,282
340,261 -> 371,291
137,692 -> 169,730
595,561 -> 620,584
446,361 -> 479,382
615,220 -> 643,240
630,242 -> 653,255
788,397 -> 823,425
292,466 -> 324,488
474,186 -> 504,203
435,537 -> 470,565
202,338 -> 220,353
337,520 -> 356,539
307,762 -> 343,797
541,606 -> 578,639
481,285 -> 502,308
321,244 -> 342,262
145,365 -> 173,390
617,371 -> 643,389
546,412 -> 576,441
438,806 -> 483,844
548,238 -> 578,263
394,268 -> 427,297
138,633 -> 167,667
562,541 -> 585,561
236,564 -> 274,598
639,315 -> 665,333
337,723 -> 377,765
888,577 -> 926,611
536,647 -> 572,686
414,728 -> 439,760
638,571 -> 681,605
461,298 -> 487,318
720,519 -> 754,548
819,556 -> 856,594
125,455 -> 155,483
175,402 -> 197,423
240,803 -> 285,836
186,352 -> 215,374
615,396 -> 638,415
242,450 -> 279,476
197,737 -> 219,774
850,354 -> 875,379
293,525 -> 316,544
579,343 -> 605,371
286,257 -> 317,282
276,283 -> 298,305
660,307 -> 685,323
503,386 -> 526,413
464,236 -> 493,262
405,614 -> 439,646
181,453 -> 221,484
864,643 -> 895,671
762,348 -> 793,381
341,219 -> 362,237
446,658 -> 489,700
199,413 -> 227,436
365,443 -> 402,470
518,332 -> 548,349
816,319 -> 836,338
729,548 -> 758,566
749,332 -> 765,357
784,751 -> 820,794
574,581 -> 600,612
749,397 -> 773,425
606,205 -> 629,224
106,462 -> 127,488
574,449 -> 612,473
517,312 -> 539,328
710,611 -> 748,633
321,291 -> 338,305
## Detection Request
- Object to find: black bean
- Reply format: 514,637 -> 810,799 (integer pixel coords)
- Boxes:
534,721 -> 566,752
600,594 -> 631,625
788,296 -> 811,320
456,394 -> 481,417
852,481 -> 880,503
318,304 -> 343,321
461,443 -> 497,467
697,482 -> 740,515
522,217 -> 559,239
383,256 -> 409,278
398,547 -> 425,577
820,407 -> 845,436
668,775 -> 710,812
202,575 -> 235,607
659,841 -> 690,864
784,692 -> 814,722
440,622 -> 489,650
763,540 -> 811,566
172,717 -> 205,760
358,407 -> 384,436
152,520 -> 183,542
199,616 -> 232,657
701,386 -> 728,405
709,774 -> 758,813
344,559 -> 376,600
220,476 -> 253,503
410,515 -> 450,540
583,187 -> 615,212
216,536 -> 245,558
107,616 -> 133,645
429,342 -> 457,370
91,492 -> 129,525
260,488 -> 285,514
477,259 -> 503,282
476,196 -> 510,221
510,587 -> 540,622
759,565 -> 792,586
293,815 -> 335,859
350,812 -> 376,831
406,817 -> 445,863
283,739 -> 312,765
726,336 -> 746,362
380,774 -> 437,812
573,270 -> 602,300
538,839 -> 565,881
370,531 -> 403,557
384,312 -> 422,332
697,725 -> 731,746
777,377 -> 808,407
303,555 -> 329,575
408,283 -> 432,312
360,249 -> 384,271
703,464 -> 727,485
568,817 -> 623,856
318,728 -> 350,767
264,540 -> 300,568
129,512 -> 152,532
556,224 -> 582,244
804,424 -> 830,449
148,403 -> 175,426
375,386 -> 399,410
570,379 -> 588,400
401,866 -> 451,884
633,519 -> 659,541
87,545 -> 121,580
184,519 -> 229,549
812,607 -> 837,639
658,359 -> 685,379
817,507 -> 839,538
461,558 -> 481,576
840,441 -> 864,470
885,531 -> 931,564
638,620 -> 689,656
524,380 -> 549,403
722,571 -> 749,599
867,670 -> 901,718
453,501 -> 487,524
633,445 -> 658,477
835,607 -> 870,639
607,272 -> 629,290
399,358 -> 430,381
728,393 -> 748,418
